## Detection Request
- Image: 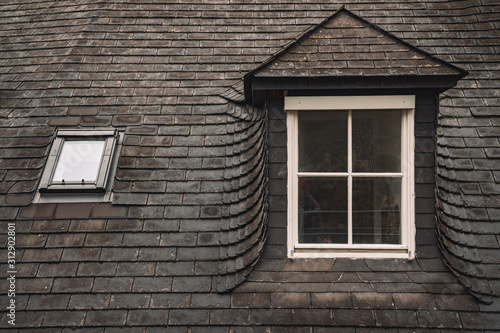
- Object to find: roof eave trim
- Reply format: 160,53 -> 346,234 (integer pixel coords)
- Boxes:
249,74 -> 466,96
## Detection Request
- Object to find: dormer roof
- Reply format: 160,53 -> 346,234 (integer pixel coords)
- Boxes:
238,7 -> 467,104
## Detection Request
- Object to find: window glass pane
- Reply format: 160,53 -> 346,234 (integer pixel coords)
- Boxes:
52,139 -> 105,183
352,177 -> 402,244
352,110 -> 401,173
298,111 -> 347,172
298,177 -> 348,244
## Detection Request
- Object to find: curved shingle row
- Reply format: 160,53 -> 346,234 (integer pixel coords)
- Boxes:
436,148 -> 500,304
217,103 -> 268,291
432,1 -> 500,304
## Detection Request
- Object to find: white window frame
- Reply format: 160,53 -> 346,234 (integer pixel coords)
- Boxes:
286,95 -> 415,259
34,129 -> 121,203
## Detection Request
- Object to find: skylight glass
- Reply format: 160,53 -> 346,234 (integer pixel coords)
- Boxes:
52,139 -> 105,183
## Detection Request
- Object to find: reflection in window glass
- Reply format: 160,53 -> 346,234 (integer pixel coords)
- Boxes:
352,177 -> 401,244
296,109 -> 404,246
298,177 -> 348,244
52,140 -> 105,183
352,110 -> 401,173
299,111 -> 347,172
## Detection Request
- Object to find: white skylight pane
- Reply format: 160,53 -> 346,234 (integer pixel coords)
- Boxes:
52,140 -> 105,183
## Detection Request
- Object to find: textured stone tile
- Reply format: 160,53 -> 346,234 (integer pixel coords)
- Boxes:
109,293 -> 151,309
150,293 -> 190,309
232,292 -> 272,308
352,292 -> 394,309
434,294 -> 479,311
127,309 -> 170,326
292,309 -> 332,326
461,311 -> 500,330
132,277 -> 173,293
374,309 -> 418,328
417,310 -> 462,329
85,310 -> 128,327
93,277 -> 133,293
393,293 -> 436,310
37,263 -> 78,277
271,292 -> 311,309
168,309 -> 210,326
1,1 -> 499,331
250,309 -> 292,326
68,294 -> 111,310
172,276 -> 212,293
282,259 -> 335,272
91,204 -> 127,218
156,261 -> 195,277
333,309 -> 375,326
26,294 -> 70,310
210,309 -> 250,325
311,292 -> 352,309
43,310 -> 86,327
18,204 -> 56,219
53,204 -> 93,220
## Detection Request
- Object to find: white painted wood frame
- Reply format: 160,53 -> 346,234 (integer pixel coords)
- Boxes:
286,96 -> 415,259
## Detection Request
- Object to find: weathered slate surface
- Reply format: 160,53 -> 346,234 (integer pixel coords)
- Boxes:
254,8 -> 464,78
0,0 -> 499,331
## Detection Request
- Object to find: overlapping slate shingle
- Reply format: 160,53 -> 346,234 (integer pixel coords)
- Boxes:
227,7 -> 466,105
1,0 -> 499,331
430,2 -> 500,305
253,8 -> 464,78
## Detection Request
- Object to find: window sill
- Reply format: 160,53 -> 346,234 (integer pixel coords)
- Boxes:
33,191 -> 114,204
40,185 -> 106,193
291,244 -> 413,259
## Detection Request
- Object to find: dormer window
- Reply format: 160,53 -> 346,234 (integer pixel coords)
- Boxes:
223,7 -> 467,262
286,95 -> 415,258
35,129 -> 121,202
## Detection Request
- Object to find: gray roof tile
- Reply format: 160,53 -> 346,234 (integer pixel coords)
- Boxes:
226,7 -> 467,104
2,0 -> 500,330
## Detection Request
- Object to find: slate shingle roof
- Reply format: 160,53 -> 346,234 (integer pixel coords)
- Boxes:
0,0 -> 499,331
231,7 -> 468,105
253,8 -> 465,78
